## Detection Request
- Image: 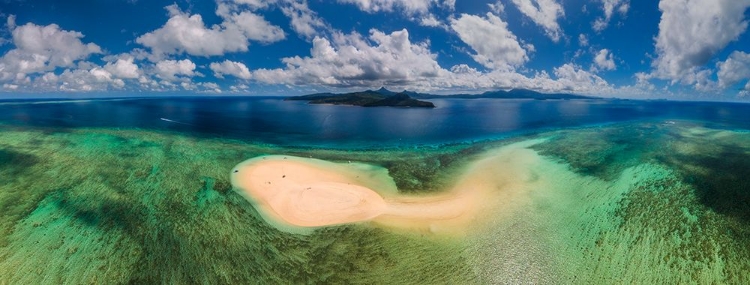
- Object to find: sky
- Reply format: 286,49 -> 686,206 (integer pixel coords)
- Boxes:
0,0 -> 749,100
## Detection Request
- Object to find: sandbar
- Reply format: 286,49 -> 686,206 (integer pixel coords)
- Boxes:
230,139 -> 546,234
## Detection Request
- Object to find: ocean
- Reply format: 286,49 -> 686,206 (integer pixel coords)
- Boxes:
0,97 -> 748,283
3,97 -> 750,148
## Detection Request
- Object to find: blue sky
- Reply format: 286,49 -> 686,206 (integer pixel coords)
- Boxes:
0,0 -> 749,100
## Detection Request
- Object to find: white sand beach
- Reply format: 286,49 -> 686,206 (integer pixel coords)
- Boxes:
230,139 -> 546,234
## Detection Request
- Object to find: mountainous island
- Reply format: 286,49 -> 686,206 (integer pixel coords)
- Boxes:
286,87 -> 597,108
285,89 -> 436,108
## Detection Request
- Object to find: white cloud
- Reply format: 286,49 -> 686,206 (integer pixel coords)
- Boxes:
336,0 -> 436,14
229,83 -> 250,92
0,3 -> 631,96
693,69 -> 718,92
488,1 -> 505,14
6,15 -> 16,30
429,63 -> 611,94
252,29 -> 443,87
179,81 -> 195,90
449,64 -> 477,74
223,8 -> 288,43
1,15 -> 16,46
651,0 -> 750,83
210,60 -> 252,79
136,4 -> 284,57
717,51 -> 750,88
201,82 -> 222,93
280,0 -> 329,39
450,13 -> 528,70
578,34 -> 588,46
42,68 -> 127,92
618,2 -> 630,15
13,61 -> 142,92
104,57 -> 140,79
592,49 -> 616,71
0,22 -> 101,80
552,63 -> 611,91
221,0 -> 330,41
225,0 -> 278,9
243,26 -> 612,95
634,72 -> 656,91
419,14 -> 443,27
154,59 -> 196,81
442,0 -> 456,10
592,0 -> 629,32
40,72 -> 58,84
136,7 -> 243,57
510,0 -> 565,42
2,83 -> 18,90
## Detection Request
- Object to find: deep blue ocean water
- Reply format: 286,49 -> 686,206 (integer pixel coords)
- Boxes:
1,97 -> 749,148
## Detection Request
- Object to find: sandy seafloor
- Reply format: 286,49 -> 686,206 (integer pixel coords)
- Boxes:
0,119 -> 749,284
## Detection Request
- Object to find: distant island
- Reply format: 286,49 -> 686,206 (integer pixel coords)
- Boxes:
285,89 -> 436,108
408,88 -> 596,100
286,87 -> 597,108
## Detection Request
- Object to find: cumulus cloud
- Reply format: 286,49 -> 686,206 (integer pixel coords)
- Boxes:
202,82 -> 222,93
337,0 -> 437,14
220,0 -> 331,40
0,21 -> 139,92
154,59 -> 196,81
419,14 -> 443,27
717,51 -> 750,88
252,29 -> 443,87
210,60 -> 252,79
222,8 -> 287,43
136,4 -> 285,58
104,57 -> 140,79
280,0 -> 329,39
0,2 -> 627,95
244,26 -> 611,95
24,66 -> 133,92
0,24 -> 140,93
592,0 -> 629,32
592,49 -> 616,71
57,68 -> 126,91
552,63 -> 611,91
420,63 -> 611,94
0,22 -> 101,81
450,13 -> 529,70
2,83 -> 18,90
510,0 -> 565,42
651,0 -> 750,83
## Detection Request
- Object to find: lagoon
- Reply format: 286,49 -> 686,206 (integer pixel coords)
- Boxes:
0,97 -> 749,283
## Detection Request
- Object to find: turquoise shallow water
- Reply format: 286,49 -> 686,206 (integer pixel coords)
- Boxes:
1,98 -> 750,283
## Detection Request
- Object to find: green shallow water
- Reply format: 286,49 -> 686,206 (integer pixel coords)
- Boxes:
0,120 -> 749,284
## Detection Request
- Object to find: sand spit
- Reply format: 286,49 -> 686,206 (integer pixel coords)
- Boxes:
230,139 -> 546,234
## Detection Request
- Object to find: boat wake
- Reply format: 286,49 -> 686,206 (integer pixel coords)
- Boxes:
160,118 -> 193,126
